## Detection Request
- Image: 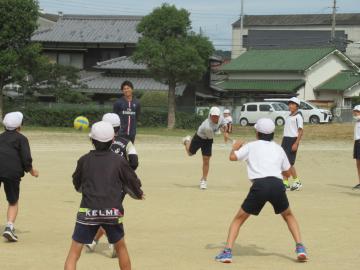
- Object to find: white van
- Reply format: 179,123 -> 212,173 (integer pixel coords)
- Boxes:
239,102 -> 289,126
264,98 -> 332,124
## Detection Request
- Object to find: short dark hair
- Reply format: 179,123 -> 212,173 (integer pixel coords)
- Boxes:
257,132 -> 274,141
91,139 -> 112,151
114,126 -> 120,134
121,80 -> 133,90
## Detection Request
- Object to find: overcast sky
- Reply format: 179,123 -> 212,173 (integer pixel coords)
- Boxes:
38,0 -> 360,50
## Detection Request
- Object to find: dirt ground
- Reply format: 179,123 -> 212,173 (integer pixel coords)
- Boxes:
0,128 -> 359,270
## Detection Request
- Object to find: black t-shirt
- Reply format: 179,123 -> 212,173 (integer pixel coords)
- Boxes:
0,130 -> 33,180
72,150 -> 143,224
113,97 -> 141,139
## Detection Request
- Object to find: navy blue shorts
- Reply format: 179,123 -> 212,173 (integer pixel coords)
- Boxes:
281,137 -> 298,165
0,178 -> 20,205
241,177 -> 289,216
72,223 -> 124,244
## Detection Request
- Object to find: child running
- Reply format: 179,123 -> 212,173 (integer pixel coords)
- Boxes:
281,97 -> 304,191
352,105 -> 360,190
182,106 -> 229,190
85,113 -> 139,256
215,118 -> 307,263
223,109 -> 233,133
0,112 -> 39,242
64,121 -> 143,270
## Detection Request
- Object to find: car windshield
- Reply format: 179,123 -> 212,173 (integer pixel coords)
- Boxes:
273,103 -> 289,111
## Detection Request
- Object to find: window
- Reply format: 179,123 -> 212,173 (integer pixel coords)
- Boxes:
247,105 -> 257,112
58,53 -> 84,69
300,102 -> 312,110
259,104 -> 271,111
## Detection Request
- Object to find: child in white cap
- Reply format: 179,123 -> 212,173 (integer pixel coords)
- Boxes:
281,97 -> 304,191
215,118 -> 307,263
0,112 -> 39,242
182,106 -> 229,189
352,105 -> 360,190
223,109 -> 233,133
65,121 -> 144,270
85,113 -> 139,256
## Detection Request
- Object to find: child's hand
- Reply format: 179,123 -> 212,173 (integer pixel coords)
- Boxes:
232,140 -> 244,151
30,168 -> 39,178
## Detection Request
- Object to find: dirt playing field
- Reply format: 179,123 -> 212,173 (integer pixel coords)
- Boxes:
0,126 -> 359,270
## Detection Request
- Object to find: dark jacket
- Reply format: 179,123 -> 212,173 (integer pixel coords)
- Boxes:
72,150 -> 143,213
113,97 -> 140,140
0,130 -> 33,180
111,135 -> 138,170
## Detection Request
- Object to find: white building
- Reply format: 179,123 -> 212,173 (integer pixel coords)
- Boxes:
232,13 -> 360,64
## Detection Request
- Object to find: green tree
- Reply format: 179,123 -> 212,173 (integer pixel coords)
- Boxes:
133,3 -> 214,129
0,0 -> 40,118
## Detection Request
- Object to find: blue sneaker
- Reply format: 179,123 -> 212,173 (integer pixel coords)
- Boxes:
215,248 -> 232,263
296,243 -> 307,262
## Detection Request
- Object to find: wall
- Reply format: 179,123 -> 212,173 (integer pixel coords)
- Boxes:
304,54 -> 350,100
232,25 -> 360,63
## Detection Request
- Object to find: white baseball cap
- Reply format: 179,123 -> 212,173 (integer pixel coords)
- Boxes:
209,106 -> 221,116
2,111 -> 23,130
288,97 -> 300,106
89,121 -> 115,142
353,105 -> 360,111
254,118 -> 275,134
224,109 -> 231,114
102,113 -> 120,127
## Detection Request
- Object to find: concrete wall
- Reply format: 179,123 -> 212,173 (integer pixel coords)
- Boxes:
232,25 -> 360,63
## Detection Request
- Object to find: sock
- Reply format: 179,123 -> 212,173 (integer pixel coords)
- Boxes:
6,222 -> 14,230
283,179 -> 289,185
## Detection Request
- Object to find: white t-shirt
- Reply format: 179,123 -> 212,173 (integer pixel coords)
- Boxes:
235,140 -> 291,181
354,121 -> 360,140
197,116 -> 226,139
283,112 -> 303,137
224,116 -> 233,124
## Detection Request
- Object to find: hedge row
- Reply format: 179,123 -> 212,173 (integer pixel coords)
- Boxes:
5,106 -> 206,129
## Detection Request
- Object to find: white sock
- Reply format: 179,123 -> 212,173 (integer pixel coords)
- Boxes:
6,222 -> 14,230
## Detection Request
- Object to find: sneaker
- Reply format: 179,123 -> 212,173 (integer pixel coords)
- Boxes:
85,240 -> 98,252
182,135 -> 192,145
283,180 -> 290,190
2,226 -> 18,242
215,248 -> 232,263
290,181 -> 302,191
352,183 -> 360,190
295,243 -> 307,262
109,244 -> 117,258
200,179 -> 207,190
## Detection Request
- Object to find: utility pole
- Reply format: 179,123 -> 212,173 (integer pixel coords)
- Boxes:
331,0 -> 337,42
240,0 -> 244,34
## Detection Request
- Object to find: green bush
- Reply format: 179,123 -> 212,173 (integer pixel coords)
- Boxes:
4,103 -> 205,129
140,91 -> 168,109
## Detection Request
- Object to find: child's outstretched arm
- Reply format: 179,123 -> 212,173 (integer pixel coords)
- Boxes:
72,159 -> 83,192
119,160 -> 144,199
20,136 -> 36,176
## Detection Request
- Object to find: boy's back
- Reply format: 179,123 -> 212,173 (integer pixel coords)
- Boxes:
0,130 -> 32,180
73,149 -> 142,212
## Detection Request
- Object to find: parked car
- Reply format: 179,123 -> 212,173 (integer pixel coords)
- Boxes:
239,102 -> 289,126
264,98 -> 332,124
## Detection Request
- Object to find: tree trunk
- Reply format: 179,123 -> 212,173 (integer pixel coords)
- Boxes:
0,76 -> 4,120
167,81 -> 176,129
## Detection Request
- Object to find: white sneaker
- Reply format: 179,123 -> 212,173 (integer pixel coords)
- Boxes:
200,179 -> 207,190
290,181 -> 302,191
85,240 -> 98,252
182,135 -> 192,145
109,244 -> 117,258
